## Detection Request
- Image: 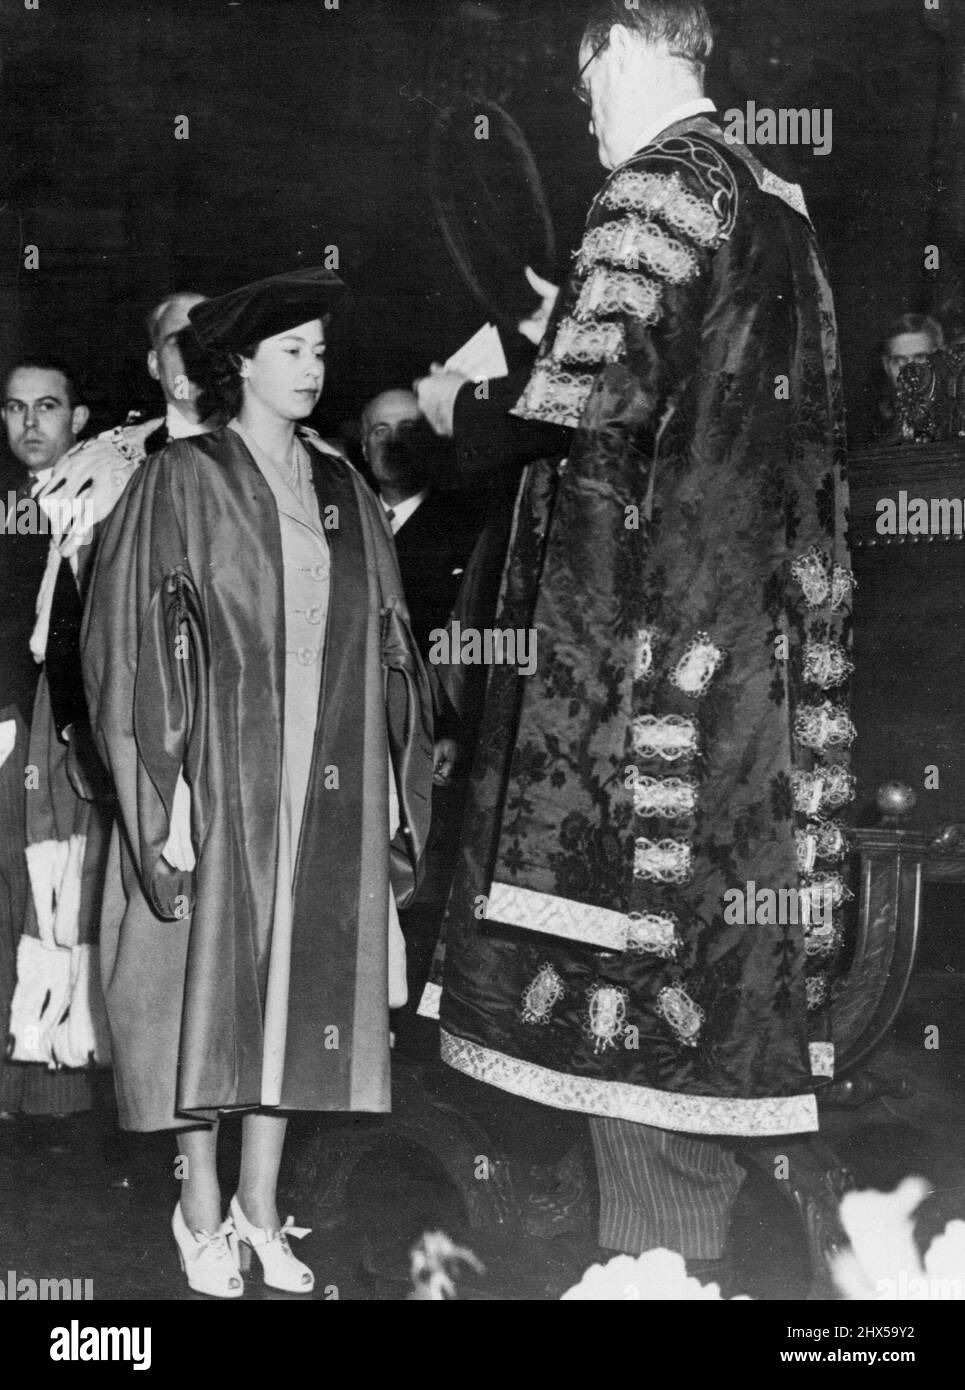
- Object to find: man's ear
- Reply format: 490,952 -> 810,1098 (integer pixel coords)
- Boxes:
71,404 -> 90,437
147,349 -> 160,382
608,23 -> 634,63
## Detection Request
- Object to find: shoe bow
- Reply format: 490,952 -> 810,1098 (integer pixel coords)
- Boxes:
278,1216 -> 311,1241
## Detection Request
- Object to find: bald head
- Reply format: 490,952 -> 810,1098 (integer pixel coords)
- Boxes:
146,291 -> 208,413
362,388 -> 430,501
146,292 -> 207,351
361,388 -> 422,437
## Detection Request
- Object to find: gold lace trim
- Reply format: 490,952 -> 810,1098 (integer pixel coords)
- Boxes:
577,215 -> 700,284
601,169 -> 725,247
574,265 -> 664,323
440,1029 -> 820,1136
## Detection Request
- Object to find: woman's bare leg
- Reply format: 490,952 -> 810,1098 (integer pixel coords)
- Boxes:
237,1111 -> 288,1230
176,1122 -> 222,1233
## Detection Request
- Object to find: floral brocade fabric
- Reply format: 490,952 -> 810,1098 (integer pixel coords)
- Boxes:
437,120 -> 853,1136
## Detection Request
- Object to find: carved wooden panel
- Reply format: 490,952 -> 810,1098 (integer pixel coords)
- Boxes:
848,443 -> 965,831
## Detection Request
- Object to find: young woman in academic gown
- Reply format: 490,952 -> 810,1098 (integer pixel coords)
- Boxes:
81,267 -> 434,1297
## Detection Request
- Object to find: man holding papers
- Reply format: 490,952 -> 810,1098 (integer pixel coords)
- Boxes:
415,1 -> 852,1286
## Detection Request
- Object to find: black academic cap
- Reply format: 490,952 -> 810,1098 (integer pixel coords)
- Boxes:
187,266 -> 346,351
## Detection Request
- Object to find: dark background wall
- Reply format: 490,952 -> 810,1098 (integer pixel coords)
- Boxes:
0,0 -> 955,438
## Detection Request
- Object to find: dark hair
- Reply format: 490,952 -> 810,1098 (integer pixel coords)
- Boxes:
582,0 -> 713,73
881,313 -> 944,354
871,313 -> 944,441
200,342 -> 259,421
3,354 -> 83,408
200,314 -> 333,421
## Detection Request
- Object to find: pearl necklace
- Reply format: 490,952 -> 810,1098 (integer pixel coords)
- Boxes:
236,420 -> 303,493
280,446 -> 299,488
258,436 -> 300,487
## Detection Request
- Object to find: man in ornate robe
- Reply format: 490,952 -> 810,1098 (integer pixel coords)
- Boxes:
9,297 -> 231,1108
416,2 -> 853,1272
0,357 -> 104,1114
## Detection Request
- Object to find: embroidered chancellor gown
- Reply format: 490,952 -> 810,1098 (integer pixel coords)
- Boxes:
431,116 -> 854,1137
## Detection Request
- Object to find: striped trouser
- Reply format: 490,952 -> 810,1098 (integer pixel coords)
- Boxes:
589,1116 -> 746,1260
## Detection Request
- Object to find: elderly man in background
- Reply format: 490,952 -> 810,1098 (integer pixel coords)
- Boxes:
33,291 -> 219,744
360,386 -> 489,1054
40,291 -> 219,565
361,387 -> 485,665
140,291 -> 222,452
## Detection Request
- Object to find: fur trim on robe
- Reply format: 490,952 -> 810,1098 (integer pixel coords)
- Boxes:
9,666 -> 113,1069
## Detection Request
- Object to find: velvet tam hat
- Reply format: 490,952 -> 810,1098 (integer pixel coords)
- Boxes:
187,266 -> 346,351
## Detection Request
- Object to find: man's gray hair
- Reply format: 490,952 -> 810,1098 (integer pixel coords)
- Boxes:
582,1 -> 714,74
144,292 -> 206,348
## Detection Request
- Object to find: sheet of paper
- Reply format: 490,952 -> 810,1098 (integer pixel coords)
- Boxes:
444,322 -> 508,380
444,323 -> 490,374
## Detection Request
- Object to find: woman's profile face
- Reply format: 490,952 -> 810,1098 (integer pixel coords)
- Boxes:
241,317 -> 326,419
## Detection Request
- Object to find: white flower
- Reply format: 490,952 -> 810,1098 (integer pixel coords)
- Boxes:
923,1220 -> 965,1282
832,1177 -> 930,1299
561,1248 -> 730,1300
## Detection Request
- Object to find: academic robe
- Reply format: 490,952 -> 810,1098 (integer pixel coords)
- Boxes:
432,116 -> 854,1137
81,425 -> 433,1130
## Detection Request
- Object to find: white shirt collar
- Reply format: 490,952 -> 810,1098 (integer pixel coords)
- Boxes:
165,404 -> 207,439
382,489 -> 428,535
29,465 -> 53,496
630,98 -> 716,157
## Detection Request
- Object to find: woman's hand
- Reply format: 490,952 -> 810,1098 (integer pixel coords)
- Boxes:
161,769 -> 196,872
432,737 -> 460,788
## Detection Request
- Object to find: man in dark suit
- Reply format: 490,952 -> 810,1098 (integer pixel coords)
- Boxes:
360,388 -> 489,1054
361,388 -> 485,662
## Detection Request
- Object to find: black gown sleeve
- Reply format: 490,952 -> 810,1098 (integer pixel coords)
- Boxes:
451,367 -> 571,479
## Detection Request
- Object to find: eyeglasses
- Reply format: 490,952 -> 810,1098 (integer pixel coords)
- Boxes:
572,36 -> 608,106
